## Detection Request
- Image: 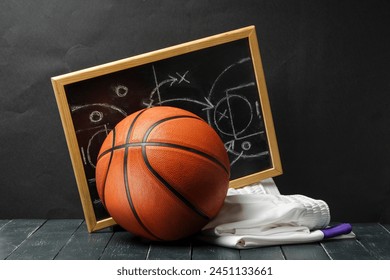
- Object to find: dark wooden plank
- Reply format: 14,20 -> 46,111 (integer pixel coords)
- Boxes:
100,232 -> 150,260
55,221 -> 113,260
352,223 -> 390,260
240,246 -> 285,260
191,241 -> 240,260
147,239 -> 192,260
0,220 -> 10,229
0,219 -> 45,259
381,223 -> 390,233
281,243 -> 330,260
320,238 -> 373,260
7,219 -> 83,260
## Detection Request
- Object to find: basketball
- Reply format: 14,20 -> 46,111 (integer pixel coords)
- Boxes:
95,106 -> 230,241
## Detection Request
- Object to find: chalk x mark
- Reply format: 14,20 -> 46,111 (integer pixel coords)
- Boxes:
205,57 -> 270,159
217,109 -> 228,122
176,71 -> 190,84
215,82 -> 262,141
145,66 -> 180,107
146,67 -> 193,108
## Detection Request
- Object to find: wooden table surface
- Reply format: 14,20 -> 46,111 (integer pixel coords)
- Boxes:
1,220 -> 389,260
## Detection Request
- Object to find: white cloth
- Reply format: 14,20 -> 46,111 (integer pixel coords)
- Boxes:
199,179 -> 354,249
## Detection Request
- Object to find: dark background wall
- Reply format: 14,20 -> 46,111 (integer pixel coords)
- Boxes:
1,0 -> 389,222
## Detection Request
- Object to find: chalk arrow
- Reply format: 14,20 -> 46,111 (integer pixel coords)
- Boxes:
167,75 -> 179,86
150,76 -> 178,97
201,97 -> 214,111
145,76 -> 179,108
224,140 -> 235,152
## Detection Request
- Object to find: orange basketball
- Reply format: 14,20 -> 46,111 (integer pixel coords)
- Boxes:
95,106 -> 230,241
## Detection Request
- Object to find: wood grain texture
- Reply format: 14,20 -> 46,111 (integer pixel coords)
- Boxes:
100,232 -> 150,260
352,223 -> 390,260
240,246 -> 285,260
382,224 -> 390,233
147,239 -> 192,260
0,219 -> 45,259
320,238 -> 373,260
0,220 -> 10,229
7,219 -> 83,260
55,221 -> 113,260
192,241 -> 240,260
281,243 -> 330,260
1,220 -> 390,260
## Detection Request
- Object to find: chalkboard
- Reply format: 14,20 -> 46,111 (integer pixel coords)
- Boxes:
51,26 -> 282,232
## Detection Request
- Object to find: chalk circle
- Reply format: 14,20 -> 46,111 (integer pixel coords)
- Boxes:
241,141 -> 251,151
89,111 -> 103,123
213,94 -> 253,137
87,129 -> 109,168
113,85 -> 128,97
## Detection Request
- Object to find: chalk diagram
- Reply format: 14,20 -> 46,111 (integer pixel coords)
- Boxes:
141,66 -> 214,110
71,57 -> 269,176
69,56 -> 270,216
71,91 -> 129,214
71,83 -> 132,169
72,103 -> 127,169
140,57 -> 270,167
207,57 -> 269,166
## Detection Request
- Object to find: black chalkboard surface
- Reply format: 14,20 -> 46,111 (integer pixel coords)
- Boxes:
52,26 -> 282,232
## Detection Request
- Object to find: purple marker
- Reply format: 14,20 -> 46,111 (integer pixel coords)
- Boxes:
321,223 -> 352,239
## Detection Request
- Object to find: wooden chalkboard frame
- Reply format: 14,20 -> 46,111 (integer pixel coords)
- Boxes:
51,26 -> 282,232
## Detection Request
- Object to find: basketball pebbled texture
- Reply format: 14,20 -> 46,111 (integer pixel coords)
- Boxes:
95,106 -> 230,241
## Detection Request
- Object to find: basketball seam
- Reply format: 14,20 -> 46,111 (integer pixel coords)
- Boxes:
96,115 -> 202,160
141,145 -> 210,220
98,142 -> 229,175
122,109 -> 162,241
140,114 -> 227,174
96,111 -> 225,239
97,115 -> 229,174
141,115 -> 217,221
100,128 -> 116,207
142,115 -> 202,144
